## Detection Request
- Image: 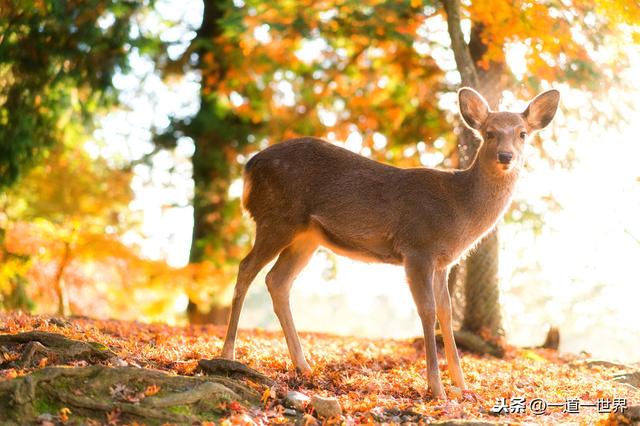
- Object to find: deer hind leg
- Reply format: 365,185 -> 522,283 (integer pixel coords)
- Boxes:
265,237 -> 318,373
404,255 -> 446,400
434,268 -> 466,390
221,226 -> 295,360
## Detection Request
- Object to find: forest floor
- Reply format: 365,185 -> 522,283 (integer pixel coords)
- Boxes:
0,312 -> 638,425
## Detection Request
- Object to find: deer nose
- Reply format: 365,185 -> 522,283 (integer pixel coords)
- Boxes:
497,151 -> 513,164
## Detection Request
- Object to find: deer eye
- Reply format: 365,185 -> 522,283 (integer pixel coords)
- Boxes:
486,131 -> 496,140
519,131 -> 527,139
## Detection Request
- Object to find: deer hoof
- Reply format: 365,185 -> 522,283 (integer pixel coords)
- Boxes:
295,362 -> 312,375
431,386 -> 447,400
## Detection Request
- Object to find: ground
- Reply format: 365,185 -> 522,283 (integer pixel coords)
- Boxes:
0,312 -> 638,425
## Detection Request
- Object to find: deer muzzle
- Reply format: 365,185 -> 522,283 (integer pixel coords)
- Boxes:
497,151 -> 514,165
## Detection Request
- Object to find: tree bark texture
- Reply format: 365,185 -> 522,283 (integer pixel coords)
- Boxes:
443,0 -> 507,346
187,0 -> 247,324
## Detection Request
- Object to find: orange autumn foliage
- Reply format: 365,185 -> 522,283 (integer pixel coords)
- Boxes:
0,141 -> 232,321
468,0 -> 639,89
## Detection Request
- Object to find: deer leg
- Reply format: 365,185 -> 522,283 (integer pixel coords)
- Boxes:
265,238 -> 318,373
221,227 -> 293,360
435,268 -> 466,390
405,256 -> 446,400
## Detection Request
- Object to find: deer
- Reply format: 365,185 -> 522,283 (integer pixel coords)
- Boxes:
220,87 -> 560,400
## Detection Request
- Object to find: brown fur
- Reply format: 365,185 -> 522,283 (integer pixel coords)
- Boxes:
221,87 -> 560,400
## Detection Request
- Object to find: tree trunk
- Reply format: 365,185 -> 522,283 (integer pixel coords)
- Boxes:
187,300 -> 230,325
189,0 -> 227,264
443,0 -> 507,346
463,27 -> 508,341
54,242 -> 71,317
462,230 -> 502,335
186,0 -> 237,325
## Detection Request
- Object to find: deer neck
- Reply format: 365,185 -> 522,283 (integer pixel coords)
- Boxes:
456,152 -> 520,234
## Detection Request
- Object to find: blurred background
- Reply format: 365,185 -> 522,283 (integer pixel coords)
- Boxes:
1,1 -> 638,361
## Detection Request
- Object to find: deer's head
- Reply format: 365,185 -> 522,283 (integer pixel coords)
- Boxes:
458,88 -> 560,174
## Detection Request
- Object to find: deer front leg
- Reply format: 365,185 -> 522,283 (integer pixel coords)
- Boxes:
404,255 -> 446,400
435,268 -> 466,390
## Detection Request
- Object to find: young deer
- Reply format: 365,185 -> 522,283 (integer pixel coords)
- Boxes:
220,88 -> 560,400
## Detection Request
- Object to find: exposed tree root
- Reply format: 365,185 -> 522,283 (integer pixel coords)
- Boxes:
0,331 -> 115,368
451,330 -> 505,358
0,332 -> 267,424
0,365 -> 263,424
424,330 -> 505,358
614,371 -> 640,389
198,358 -> 275,386
541,326 -> 560,350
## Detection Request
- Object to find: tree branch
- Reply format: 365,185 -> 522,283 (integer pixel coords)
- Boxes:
442,0 -> 479,88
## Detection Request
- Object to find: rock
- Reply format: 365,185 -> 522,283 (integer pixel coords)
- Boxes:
613,405 -> 640,426
284,390 -> 310,411
624,405 -> 640,421
36,413 -> 56,422
310,395 -> 341,418
600,406 -> 640,426
111,357 -> 128,367
48,318 -> 71,328
283,408 -> 298,416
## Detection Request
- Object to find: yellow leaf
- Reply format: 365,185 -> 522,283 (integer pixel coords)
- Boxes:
523,350 -> 546,363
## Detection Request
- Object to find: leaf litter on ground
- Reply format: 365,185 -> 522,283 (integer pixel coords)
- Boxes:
0,311 -> 637,425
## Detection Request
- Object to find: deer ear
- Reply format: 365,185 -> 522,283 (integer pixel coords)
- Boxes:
523,89 -> 560,131
458,87 -> 490,130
